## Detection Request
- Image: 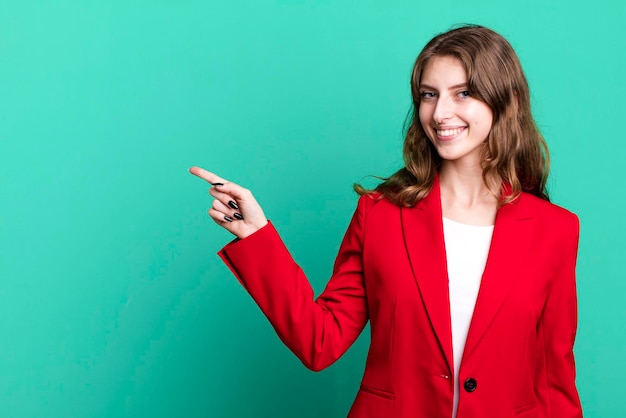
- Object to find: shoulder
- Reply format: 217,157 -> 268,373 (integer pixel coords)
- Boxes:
521,192 -> 578,220
356,192 -> 401,215
351,193 -> 405,232
520,192 -> 580,238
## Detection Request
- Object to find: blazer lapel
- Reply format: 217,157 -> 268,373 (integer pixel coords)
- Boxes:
401,178 -> 454,373
463,193 -> 534,359
401,179 -> 535,371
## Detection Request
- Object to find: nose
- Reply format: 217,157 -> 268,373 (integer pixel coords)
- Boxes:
432,95 -> 453,124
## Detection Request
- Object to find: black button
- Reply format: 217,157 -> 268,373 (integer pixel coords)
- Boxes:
464,378 -> 477,392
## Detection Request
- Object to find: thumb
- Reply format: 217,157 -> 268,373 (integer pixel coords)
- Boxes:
213,181 -> 255,204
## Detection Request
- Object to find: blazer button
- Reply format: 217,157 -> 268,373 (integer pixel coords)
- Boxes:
464,378 -> 477,392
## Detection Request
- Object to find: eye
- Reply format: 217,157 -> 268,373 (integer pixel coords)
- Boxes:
457,90 -> 471,98
420,91 -> 437,100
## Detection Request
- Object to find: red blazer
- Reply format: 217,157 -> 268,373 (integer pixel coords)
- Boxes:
219,180 -> 582,418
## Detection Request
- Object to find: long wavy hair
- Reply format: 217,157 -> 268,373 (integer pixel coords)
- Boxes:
355,25 -> 550,206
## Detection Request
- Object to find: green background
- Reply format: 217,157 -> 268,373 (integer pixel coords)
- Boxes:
1,1 -> 624,417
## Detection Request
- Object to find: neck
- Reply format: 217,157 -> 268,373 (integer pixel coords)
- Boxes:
438,162 -> 499,226
438,162 -> 498,207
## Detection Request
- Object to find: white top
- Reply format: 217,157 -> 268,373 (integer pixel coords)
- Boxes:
442,217 -> 494,418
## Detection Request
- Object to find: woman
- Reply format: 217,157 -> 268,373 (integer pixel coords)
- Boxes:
190,25 -> 582,418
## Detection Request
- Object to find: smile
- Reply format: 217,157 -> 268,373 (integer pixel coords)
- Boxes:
436,127 -> 466,139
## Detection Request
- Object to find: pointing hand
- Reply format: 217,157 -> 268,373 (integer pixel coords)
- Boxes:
189,166 -> 268,239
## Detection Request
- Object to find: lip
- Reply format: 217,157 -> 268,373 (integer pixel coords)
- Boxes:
435,126 -> 466,141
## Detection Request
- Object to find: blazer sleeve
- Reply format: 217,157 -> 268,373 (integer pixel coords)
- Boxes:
536,213 -> 583,417
218,195 -> 372,372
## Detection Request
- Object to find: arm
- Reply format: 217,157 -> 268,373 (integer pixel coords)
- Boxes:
219,197 -> 370,371
189,166 -> 370,371
536,214 -> 583,417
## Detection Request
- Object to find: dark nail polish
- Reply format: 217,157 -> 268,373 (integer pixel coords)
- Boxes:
224,215 -> 234,222
233,212 -> 243,220
228,200 -> 239,210
211,182 -> 224,186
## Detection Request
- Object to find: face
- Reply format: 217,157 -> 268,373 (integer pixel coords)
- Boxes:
418,55 -> 493,167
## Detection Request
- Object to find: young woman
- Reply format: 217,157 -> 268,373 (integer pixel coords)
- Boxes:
190,25 -> 582,418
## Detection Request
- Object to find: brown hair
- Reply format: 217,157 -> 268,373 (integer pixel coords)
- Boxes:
355,24 -> 550,206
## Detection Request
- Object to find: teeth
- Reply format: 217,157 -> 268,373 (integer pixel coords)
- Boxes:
437,128 -> 464,137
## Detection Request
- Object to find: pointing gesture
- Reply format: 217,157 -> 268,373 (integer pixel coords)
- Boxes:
189,166 -> 268,239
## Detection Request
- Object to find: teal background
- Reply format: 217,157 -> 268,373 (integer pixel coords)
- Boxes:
1,1 -> 624,417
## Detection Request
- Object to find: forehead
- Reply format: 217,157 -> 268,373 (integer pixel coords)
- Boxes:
420,55 -> 468,87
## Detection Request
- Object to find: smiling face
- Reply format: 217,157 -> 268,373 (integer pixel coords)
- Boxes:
418,55 -> 494,168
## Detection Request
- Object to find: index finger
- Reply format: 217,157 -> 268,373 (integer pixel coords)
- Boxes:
188,166 -> 228,185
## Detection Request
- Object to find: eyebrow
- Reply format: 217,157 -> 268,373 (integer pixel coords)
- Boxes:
419,83 -> 468,91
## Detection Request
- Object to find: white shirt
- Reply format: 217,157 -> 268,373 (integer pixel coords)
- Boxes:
443,217 -> 494,418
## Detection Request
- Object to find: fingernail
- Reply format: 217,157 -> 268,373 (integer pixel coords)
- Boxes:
233,212 -> 243,220
211,182 -> 224,186
224,215 -> 234,222
228,200 -> 239,210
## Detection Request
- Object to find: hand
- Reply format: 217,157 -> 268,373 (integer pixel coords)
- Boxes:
189,166 -> 268,239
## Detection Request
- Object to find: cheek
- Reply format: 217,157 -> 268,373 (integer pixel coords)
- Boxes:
468,106 -> 494,135
471,120 -> 492,142
418,104 -> 431,129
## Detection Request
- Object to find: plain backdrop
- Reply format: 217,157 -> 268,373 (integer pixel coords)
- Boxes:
1,1 -> 624,417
